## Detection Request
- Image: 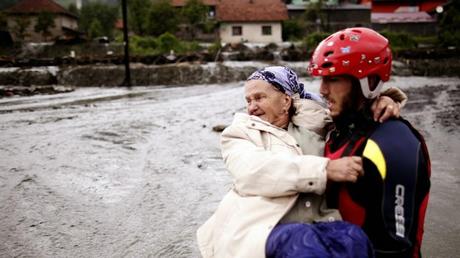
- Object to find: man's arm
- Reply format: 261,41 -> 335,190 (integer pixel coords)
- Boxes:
360,120 -> 430,256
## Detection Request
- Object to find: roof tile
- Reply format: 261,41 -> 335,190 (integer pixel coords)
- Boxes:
216,0 -> 288,22
5,0 -> 74,16
372,12 -> 435,23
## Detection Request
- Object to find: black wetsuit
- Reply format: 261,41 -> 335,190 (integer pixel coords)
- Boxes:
325,110 -> 431,258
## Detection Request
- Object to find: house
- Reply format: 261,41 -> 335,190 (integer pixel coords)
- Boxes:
321,3 -> 371,31
286,1 -> 371,33
4,0 -> 79,42
216,0 -> 288,44
359,0 -> 448,36
371,11 -> 437,35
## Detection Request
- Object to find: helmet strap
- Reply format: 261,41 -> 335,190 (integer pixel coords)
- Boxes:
359,77 -> 384,99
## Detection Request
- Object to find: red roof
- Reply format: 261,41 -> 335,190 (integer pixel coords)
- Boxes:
5,0 -> 76,17
217,0 -> 288,22
115,19 -> 123,30
171,0 -> 218,7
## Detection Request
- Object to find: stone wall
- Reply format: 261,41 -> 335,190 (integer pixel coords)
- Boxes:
0,59 -> 458,88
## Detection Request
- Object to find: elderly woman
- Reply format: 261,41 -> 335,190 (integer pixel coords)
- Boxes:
197,66 -> 404,258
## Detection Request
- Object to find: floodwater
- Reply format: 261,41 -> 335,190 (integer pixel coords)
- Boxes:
0,76 -> 459,257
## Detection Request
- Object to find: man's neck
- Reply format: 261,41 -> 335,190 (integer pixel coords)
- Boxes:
333,104 -> 374,131
328,105 -> 377,152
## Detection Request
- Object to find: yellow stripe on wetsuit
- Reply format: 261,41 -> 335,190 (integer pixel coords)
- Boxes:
363,139 -> 387,179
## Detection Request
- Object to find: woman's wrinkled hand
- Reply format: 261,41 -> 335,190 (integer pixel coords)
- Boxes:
326,157 -> 363,183
371,95 -> 401,123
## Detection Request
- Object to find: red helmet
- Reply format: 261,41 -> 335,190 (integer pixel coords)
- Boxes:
308,27 -> 392,99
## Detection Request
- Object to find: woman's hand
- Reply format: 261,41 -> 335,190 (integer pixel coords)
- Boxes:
371,95 -> 401,123
326,157 -> 363,183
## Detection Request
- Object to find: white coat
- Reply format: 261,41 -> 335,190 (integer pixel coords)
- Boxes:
197,97 -> 333,258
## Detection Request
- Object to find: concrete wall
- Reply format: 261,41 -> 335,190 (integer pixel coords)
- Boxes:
219,22 -> 283,43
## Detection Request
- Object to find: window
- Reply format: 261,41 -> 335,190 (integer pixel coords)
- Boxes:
208,7 -> 216,18
262,25 -> 272,36
208,10 -> 215,18
232,26 -> 242,36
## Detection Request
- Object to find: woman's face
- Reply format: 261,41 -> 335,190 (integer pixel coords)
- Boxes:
244,80 -> 292,128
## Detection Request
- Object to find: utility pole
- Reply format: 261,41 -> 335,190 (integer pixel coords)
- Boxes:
121,0 -> 131,86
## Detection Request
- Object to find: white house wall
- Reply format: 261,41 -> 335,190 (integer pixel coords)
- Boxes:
7,14 -> 77,42
220,22 -> 283,43
59,15 -> 78,30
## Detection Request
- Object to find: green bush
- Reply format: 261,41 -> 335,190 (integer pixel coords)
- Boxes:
184,41 -> 202,52
413,35 -> 439,48
440,31 -> 460,48
157,32 -> 182,53
207,39 -> 221,57
130,35 -> 157,55
136,36 -> 158,50
128,33 -> 203,55
282,19 -> 306,41
303,32 -> 330,51
380,30 -> 417,51
200,20 -> 219,34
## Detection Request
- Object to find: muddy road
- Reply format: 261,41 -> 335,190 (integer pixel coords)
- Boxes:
0,76 -> 459,257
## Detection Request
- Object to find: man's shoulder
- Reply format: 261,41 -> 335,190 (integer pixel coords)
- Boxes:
370,119 -> 418,144
363,119 -> 424,169
362,119 -> 424,180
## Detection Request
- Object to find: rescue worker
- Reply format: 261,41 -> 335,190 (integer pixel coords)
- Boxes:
309,27 -> 431,258
197,66 -> 404,258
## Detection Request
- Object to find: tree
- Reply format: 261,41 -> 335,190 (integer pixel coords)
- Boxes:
0,0 -> 17,10
439,1 -> 460,48
128,0 -> 151,36
34,12 -> 56,41
79,2 -> 118,39
146,0 -> 177,37
157,32 -> 181,53
67,3 -> 79,16
282,19 -> 307,41
181,0 -> 208,39
11,16 -> 31,42
304,0 -> 326,32
88,19 -> 103,39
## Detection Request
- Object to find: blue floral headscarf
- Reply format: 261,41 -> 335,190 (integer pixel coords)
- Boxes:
247,66 -> 323,103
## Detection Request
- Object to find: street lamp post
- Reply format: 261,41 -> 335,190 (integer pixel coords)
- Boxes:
121,0 -> 131,86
